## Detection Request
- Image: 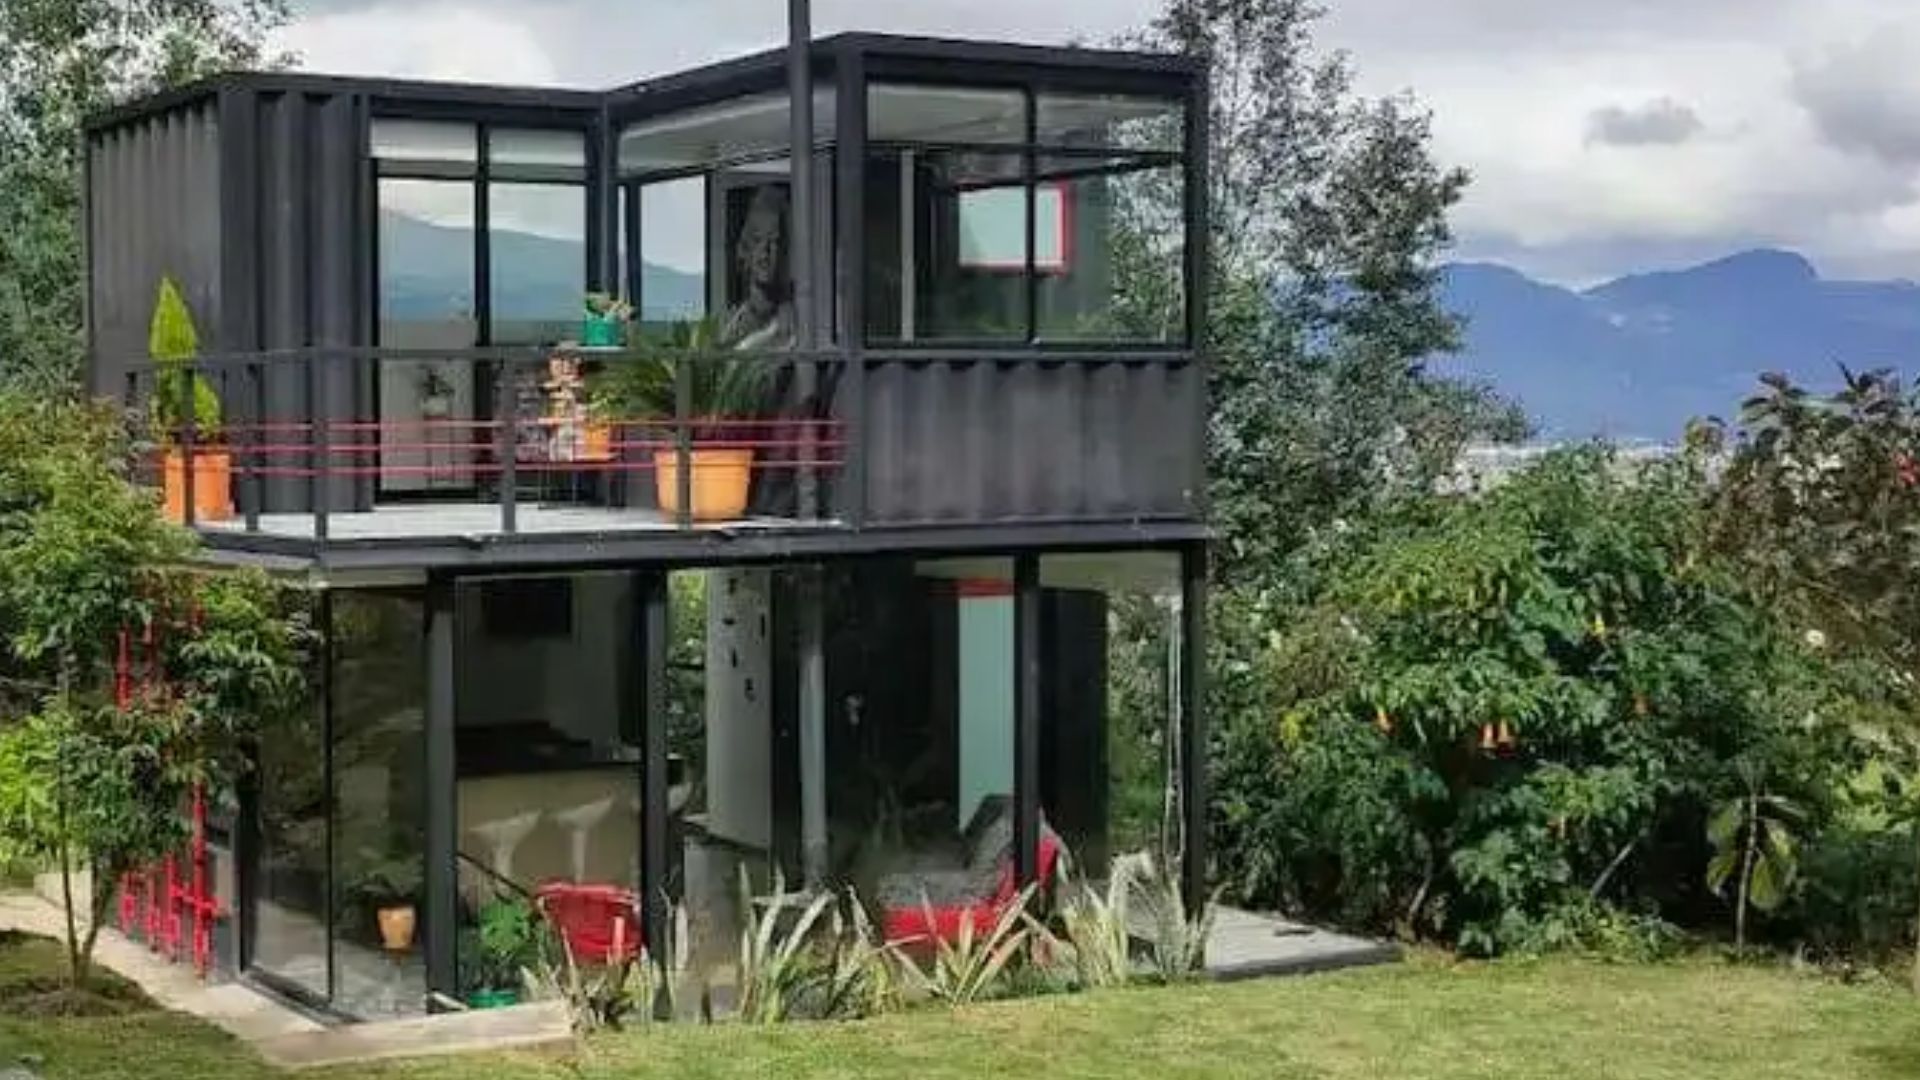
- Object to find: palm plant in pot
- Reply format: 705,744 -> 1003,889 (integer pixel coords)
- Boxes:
149,276 -> 232,523
591,319 -> 775,522
349,848 -> 425,953
461,896 -> 542,1008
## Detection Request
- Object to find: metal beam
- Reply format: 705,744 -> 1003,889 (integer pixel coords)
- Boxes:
637,572 -> 671,952
423,575 -> 458,1002
798,568 -> 829,888
1178,542 -> 1209,914
1013,553 -> 1042,886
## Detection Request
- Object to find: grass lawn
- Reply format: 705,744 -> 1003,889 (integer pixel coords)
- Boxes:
5,930 -> 1920,1079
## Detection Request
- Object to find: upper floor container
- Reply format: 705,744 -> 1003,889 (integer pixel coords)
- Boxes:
86,34 -> 1211,571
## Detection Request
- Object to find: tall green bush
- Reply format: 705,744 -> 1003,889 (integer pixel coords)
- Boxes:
1213,449 -> 1882,956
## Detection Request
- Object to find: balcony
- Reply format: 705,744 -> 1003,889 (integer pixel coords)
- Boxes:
130,343 -> 1203,567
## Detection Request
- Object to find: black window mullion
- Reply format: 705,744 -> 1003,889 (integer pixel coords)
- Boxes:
1023,86 -> 1039,345
475,122 -> 492,347
625,184 -> 643,311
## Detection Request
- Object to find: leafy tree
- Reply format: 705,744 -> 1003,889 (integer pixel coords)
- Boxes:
0,391 -> 308,986
1711,368 -> 1920,984
0,0 -> 289,396
1131,0 -> 1528,591
1213,450 -> 1871,954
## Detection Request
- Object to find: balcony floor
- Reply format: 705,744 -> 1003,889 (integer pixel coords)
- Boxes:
199,502 -> 829,543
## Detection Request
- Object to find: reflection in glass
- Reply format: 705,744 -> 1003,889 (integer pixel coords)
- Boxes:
330,590 -> 428,1019
1035,94 -> 1185,152
869,84 -> 1027,144
371,119 -> 476,163
1037,156 -> 1186,342
618,89 -> 837,177
865,151 -> 1029,341
488,182 -> 586,345
378,178 -> 476,493
251,604 -> 328,1000
489,128 -> 586,168
638,178 -> 707,324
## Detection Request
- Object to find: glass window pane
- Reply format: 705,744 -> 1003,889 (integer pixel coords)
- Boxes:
489,182 -> 586,345
869,84 -> 1027,144
640,178 -> 708,324
1037,156 -> 1186,343
866,150 -> 1028,342
251,593 -> 328,1000
331,590 -> 428,1019
377,178 -> 477,494
619,89 -> 837,176
371,119 -> 476,163
1036,94 -> 1184,152
489,128 -> 585,168
1037,552 -> 1181,879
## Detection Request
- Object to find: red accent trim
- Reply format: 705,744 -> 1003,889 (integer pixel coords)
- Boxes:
955,579 -> 1015,598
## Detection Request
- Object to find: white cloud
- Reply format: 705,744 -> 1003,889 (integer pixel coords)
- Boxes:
277,0 -> 1920,283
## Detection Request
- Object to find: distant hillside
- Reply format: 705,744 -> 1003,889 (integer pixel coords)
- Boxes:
1436,249 -> 1920,439
380,210 -> 704,324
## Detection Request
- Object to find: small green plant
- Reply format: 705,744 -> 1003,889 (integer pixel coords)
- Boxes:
471,897 -> 538,995
891,884 -> 1038,1006
810,890 -> 900,1020
585,292 -> 635,322
589,319 -> 774,437
734,867 -> 834,1024
523,938 -> 644,1033
1708,761 -> 1805,951
147,276 -> 221,441
1130,852 -> 1216,983
1055,860 -> 1138,990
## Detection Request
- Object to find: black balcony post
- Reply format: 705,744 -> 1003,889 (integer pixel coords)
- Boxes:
496,355 -> 519,536
789,0 -> 820,521
673,357 -> 693,530
423,574 -> 458,1004
180,361 -> 198,529
308,350 -> 330,542
1179,541 -> 1210,916
246,361 -> 265,532
835,43 -> 868,527
636,570 -> 670,957
1014,552 -> 1042,887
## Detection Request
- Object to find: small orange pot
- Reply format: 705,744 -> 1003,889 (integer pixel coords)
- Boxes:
655,447 -> 754,521
162,448 -> 234,524
582,421 -> 614,462
377,905 -> 417,952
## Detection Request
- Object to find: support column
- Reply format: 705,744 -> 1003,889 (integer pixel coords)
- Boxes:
637,571 -> 671,951
423,576 -> 458,1004
798,568 -> 829,888
1013,553 -> 1042,887
1178,543 -> 1210,913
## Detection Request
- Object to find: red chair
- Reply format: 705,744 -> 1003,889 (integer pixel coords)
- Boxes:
534,882 -> 643,964
882,830 -> 1063,946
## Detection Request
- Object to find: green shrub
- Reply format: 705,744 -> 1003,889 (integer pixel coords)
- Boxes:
1211,449 -> 1886,957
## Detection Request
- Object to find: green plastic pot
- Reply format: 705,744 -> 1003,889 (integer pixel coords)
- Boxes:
582,316 -> 623,348
467,988 -> 520,1010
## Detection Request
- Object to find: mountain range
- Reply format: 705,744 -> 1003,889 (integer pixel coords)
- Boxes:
1437,249 -> 1920,439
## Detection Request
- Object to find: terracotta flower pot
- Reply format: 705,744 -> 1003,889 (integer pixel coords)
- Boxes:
654,447 -> 754,522
163,448 -> 234,524
377,904 -> 418,952
582,421 -> 614,462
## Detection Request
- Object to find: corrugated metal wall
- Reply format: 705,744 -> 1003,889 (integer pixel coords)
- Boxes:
222,88 -> 372,512
87,99 -> 224,399
857,357 -> 1201,524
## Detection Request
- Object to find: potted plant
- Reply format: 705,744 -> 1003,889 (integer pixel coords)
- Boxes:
590,319 -> 774,521
465,896 -> 540,1008
148,277 -> 233,524
582,293 -> 633,349
350,849 -> 424,952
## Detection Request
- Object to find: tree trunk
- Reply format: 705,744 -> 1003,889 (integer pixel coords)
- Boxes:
58,834 -> 83,987
1735,792 -> 1757,953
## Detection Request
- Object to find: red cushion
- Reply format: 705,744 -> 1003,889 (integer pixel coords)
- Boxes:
534,882 -> 642,963
883,833 -> 1065,946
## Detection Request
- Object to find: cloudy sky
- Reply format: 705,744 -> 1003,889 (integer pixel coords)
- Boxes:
278,0 -> 1920,286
